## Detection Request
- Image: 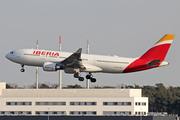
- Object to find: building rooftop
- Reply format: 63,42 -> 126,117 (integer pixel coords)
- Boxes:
0,82 -> 141,98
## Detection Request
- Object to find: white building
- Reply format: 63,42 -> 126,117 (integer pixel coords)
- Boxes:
0,82 -> 148,116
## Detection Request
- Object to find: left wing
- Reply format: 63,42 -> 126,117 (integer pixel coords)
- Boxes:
59,48 -> 85,69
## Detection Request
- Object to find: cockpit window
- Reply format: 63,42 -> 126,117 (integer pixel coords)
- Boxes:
10,51 -> 13,54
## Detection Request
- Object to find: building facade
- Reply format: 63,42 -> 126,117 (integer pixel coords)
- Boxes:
0,82 -> 148,116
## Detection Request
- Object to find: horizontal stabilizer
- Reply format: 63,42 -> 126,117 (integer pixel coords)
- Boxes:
147,59 -> 161,67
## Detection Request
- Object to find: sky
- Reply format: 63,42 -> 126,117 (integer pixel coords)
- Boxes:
0,0 -> 180,88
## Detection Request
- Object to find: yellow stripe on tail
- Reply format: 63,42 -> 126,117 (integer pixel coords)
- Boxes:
155,34 -> 175,45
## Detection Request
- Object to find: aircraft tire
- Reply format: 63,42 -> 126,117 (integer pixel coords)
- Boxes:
86,75 -> 91,79
91,78 -> 96,83
78,77 -> 84,81
20,69 -> 25,72
74,72 -> 79,78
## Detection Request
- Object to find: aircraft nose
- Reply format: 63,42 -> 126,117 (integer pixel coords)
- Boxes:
5,53 -> 10,59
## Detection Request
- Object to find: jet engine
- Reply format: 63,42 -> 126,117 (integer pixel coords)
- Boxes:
43,62 -> 64,71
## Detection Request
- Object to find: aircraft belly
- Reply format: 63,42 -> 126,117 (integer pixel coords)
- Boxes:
22,56 -> 43,66
95,63 -> 128,73
81,64 -> 102,72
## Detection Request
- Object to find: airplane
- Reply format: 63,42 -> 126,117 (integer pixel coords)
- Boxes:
5,34 -> 175,83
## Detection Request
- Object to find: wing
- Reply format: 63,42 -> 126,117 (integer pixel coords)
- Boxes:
59,48 -> 85,69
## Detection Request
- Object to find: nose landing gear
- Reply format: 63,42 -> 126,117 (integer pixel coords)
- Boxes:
20,64 -> 25,72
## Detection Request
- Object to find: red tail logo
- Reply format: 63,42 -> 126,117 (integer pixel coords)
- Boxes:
123,34 -> 175,73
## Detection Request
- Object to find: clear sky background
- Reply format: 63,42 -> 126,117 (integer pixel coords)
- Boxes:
0,0 -> 180,88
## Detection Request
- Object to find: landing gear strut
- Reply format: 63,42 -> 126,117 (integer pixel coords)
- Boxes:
74,72 -> 84,81
20,64 -> 25,72
86,73 -> 96,83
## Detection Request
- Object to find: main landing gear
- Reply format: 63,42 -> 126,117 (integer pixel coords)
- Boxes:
73,72 -> 96,83
20,64 -> 25,72
74,72 -> 84,81
86,73 -> 96,83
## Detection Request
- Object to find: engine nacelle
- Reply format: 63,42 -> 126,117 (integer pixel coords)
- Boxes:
43,62 -> 64,71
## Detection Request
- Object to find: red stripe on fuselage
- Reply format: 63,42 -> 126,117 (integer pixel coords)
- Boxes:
123,44 -> 171,73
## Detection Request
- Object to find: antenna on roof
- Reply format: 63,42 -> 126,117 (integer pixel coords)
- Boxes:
59,35 -> 62,89
36,39 -> 39,89
86,39 -> 90,89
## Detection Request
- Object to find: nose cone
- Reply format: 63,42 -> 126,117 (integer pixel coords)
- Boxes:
5,53 -> 10,59
5,53 -> 13,61
5,51 -> 19,63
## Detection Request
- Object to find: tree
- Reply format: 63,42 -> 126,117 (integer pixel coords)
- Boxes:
6,84 -> 13,89
127,85 -> 135,88
142,85 -> 156,112
94,86 -> 102,89
103,86 -> 115,89
173,98 -> 180,116
134,84 -> 141,89
40,83 -> 49,89
66,84 -> 83,89
154,83 -> 168,112
74,84 -> 82,88
6,83 -> 18,89
51,83 -> 59,89
168,86 -> 180,114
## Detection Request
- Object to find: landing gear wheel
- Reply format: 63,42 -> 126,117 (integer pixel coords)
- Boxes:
86,75 -> 91,79
86,73 -> 93,79
86,73 -> 96,83
74,72 -> 80,78
78,77 -> 84,81
74,72 -> 84,81
20,69 -> 25,72
90,78 -> 96,83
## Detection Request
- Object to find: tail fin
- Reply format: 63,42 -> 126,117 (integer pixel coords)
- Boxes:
140,34 -> 175,61
123,34 -> 174,73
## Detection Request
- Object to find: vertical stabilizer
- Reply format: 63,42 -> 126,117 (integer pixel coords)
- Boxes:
140,34 -> 175,61
123,34 -> 175,73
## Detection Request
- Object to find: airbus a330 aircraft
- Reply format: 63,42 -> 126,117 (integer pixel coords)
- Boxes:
5,34 -> 175,83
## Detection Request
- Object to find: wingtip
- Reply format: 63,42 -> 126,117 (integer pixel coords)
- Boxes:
76,48 -> 82,53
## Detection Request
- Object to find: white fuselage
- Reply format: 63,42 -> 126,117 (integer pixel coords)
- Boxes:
6,49 -> 136,73
5,34 -> 174,77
